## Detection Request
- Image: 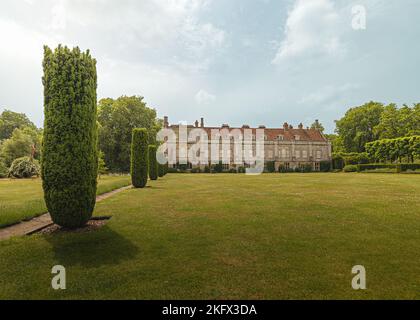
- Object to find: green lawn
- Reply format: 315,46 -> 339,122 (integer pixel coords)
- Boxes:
0,175 -> 131,228
0,173 -> 419,299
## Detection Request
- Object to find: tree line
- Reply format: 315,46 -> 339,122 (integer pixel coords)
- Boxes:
0,94 -> 161,178
1,96 -> 419,178
327,101 -> 420,153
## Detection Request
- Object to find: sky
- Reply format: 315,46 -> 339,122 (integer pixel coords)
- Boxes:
0,0 -> 419,134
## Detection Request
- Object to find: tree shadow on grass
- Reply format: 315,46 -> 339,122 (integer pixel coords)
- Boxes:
45,225 -> 139,268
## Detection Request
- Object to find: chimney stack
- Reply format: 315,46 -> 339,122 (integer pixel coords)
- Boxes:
298,123 -> 303,129
283,122 -> 289,130
195,120 -> 199,128
200,117 -> 204,128
164,116 -> 169,128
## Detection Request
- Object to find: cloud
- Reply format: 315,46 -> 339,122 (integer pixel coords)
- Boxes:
0,0 -> 227,125
298,83 -> 360,105
50,0 -> 67,30
195,89 -> 216,105
272,0 -> 344,64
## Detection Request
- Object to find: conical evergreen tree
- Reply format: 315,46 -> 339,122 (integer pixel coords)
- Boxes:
131,128 -> 149,188
148,145 -> 158,180
42,45 -> 98,228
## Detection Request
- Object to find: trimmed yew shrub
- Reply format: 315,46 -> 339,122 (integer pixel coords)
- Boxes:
148,145 -> 158,180
42,45 -> 98,229
158,163 -> 165,177
131,128 -> 149,188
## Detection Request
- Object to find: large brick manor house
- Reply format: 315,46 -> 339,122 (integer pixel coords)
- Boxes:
163,116 -> 332,171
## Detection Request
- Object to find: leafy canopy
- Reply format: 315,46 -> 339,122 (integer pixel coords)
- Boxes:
98,96 -> 159,173
0,110 -> 37,140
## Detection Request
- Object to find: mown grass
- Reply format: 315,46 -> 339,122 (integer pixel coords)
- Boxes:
0,173 -> 419,299
0,175 -> 131,228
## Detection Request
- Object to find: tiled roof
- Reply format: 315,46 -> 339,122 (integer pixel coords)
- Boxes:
169,125 -> 328,142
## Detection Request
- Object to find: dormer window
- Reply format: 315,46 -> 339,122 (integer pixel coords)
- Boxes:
294,135 -> 300,141
278,135 -> 284,141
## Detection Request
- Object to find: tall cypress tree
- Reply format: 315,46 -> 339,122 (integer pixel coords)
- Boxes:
148,145 -> 158,180
158,163 -> 165,177
42,45 -> 98,228
131,128 -> 149,188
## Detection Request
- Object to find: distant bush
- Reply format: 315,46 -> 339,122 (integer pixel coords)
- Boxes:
333,152 -> 370,169
237,166 -> 246,173
204,165 -> 210,173
212,162 -> 223,173
168,167 -> 178,173
131,128 -> 149,188
332,154 -> 345,170
148,145 -> 158,180
278,165 -> 293,173
98,150 -> 108,177
343,165 -> 358,172
9,156 -> 40,178
303,164 -> 313,173
320,161 -> 332,172
343,152 -> 370,165
229,168 -> 237,173
265,161 -> 275,173
177,164 -> 188,172
0,161 -> 8,178
191,167 -> 201,173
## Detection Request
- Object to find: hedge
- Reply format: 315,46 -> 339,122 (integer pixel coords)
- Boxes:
357,164 -> 397,172
366,136 -> 420,163
42,45 -> 98,228
355,163 -> 420,173
397,163 -> 420,172
148,145 -> 158,180
131,128 -> 149,188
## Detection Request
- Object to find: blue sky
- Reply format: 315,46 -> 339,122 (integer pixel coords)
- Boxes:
0,0 -> 419,133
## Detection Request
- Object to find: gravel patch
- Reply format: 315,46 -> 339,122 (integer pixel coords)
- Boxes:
37,217 -> 111,235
